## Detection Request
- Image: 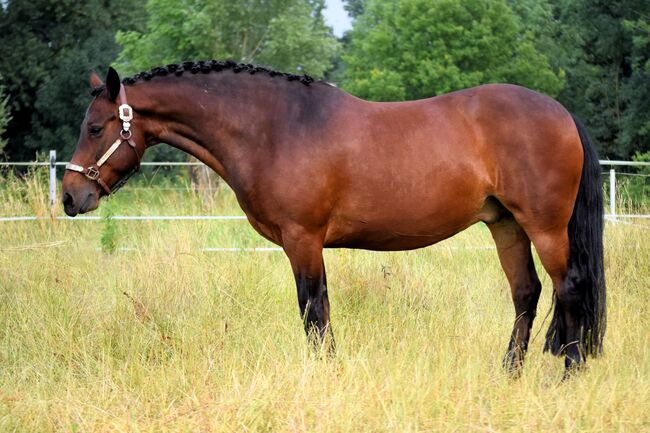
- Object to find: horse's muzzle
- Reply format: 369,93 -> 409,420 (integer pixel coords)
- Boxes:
62,188 -> 98,216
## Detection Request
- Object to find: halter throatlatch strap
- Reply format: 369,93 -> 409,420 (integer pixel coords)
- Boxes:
66,84 -> 141,195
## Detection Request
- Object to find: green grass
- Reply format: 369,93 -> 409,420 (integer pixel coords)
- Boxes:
0,171 -> 649,432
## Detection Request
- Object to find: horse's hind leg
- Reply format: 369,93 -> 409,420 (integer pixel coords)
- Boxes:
282,228 -> 334,353
487,216 -> 542,375
528,229 -> 584,374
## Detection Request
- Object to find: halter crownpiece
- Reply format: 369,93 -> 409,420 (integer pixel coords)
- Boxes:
65,84 -> 141,195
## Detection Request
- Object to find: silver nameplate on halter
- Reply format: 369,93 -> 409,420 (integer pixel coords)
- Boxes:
65,163 -> 85,172
97,139 -> 123,167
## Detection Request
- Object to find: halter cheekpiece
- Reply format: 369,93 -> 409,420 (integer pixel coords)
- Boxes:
65,84 -> 141,195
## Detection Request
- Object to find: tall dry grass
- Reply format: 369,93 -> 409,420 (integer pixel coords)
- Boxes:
0,171 -> 648,432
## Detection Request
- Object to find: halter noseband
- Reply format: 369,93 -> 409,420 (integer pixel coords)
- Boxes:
66,84 -> 142,195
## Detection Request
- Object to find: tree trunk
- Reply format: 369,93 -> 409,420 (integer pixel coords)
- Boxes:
188,155 -> 220,205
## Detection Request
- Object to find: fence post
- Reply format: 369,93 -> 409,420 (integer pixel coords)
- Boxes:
49,150 -> 56,214
609,168 -> 616,222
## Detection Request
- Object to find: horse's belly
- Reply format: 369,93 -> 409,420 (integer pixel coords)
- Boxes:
325,234 -> 445,251
323,213 -> 478,251
323,171 -> 488,251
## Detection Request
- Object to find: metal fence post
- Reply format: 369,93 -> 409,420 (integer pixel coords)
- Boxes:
609,168 -> 616,222
49,150 -> 56,214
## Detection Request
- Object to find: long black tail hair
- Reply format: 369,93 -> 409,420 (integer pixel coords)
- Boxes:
544,114 -> 606,357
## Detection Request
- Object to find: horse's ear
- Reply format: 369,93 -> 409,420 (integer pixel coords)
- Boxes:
89,71 -> 103,90
105,67 -> 121,101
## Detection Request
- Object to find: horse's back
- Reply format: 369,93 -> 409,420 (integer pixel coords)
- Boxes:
262,84 -> 583,250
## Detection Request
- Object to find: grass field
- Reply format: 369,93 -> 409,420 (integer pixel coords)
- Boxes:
0,170 -> 649,432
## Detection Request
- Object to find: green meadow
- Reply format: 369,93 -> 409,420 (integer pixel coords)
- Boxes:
0,170 -> 648,432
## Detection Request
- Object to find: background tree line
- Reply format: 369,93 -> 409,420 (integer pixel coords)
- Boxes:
0,0 -> 648,161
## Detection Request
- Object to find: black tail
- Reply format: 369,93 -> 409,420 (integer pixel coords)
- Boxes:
544,114 -> 606,358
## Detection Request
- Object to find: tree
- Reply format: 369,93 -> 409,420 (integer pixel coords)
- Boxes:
619,17 -> 650,156
114,0 -> 339,163
0,0 -> 146,159
116,0 -> 340,77
341,0 -> 564,102
537,0 -> 650,158
506,0 -> 577,74
27,32 -> 133,159
343,0 -> 365,18
0,76 -> 10,153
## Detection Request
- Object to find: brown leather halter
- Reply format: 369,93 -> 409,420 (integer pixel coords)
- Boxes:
65,84 -> 142,195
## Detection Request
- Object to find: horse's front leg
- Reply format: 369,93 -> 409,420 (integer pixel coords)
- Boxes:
282,229 -> 334,353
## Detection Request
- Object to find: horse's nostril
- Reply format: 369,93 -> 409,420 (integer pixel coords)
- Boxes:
63,192 -> 74,208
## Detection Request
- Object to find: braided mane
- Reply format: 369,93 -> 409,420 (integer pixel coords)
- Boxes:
90,60 -> 320,97
123,60 -> 317,86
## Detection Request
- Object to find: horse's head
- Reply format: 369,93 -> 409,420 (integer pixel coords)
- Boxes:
62,67 -> 144,216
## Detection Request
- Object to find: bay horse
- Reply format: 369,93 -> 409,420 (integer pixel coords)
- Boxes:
61,62 -> 606,374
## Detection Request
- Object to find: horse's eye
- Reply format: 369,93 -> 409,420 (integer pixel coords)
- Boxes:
89,126 -> 103,136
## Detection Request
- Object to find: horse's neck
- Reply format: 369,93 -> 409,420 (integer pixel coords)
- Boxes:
133,75 -> 279,184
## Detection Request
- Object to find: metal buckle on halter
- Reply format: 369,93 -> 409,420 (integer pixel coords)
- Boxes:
86,166 -> 100,180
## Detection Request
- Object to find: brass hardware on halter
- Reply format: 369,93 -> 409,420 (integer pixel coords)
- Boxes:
86,167 -> 100,180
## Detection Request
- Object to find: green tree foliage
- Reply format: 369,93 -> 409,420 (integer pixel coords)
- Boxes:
342,0 -> 564,102
0,0 -> 647,161
343,0 -> 365,18
619,17 -> 650,156
115,0 -> 339,162
536,0 -> 650,158
28,33 -> 131,159
506,0 -> 577,73
0,0 -> 146,159
116,0 -> 340,77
